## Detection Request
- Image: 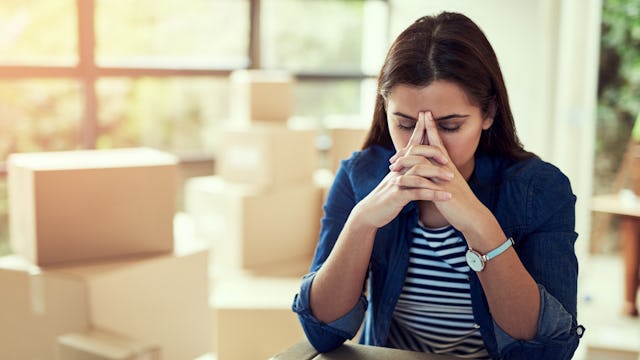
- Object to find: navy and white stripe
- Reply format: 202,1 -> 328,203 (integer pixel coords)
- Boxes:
387,223 -> 490,359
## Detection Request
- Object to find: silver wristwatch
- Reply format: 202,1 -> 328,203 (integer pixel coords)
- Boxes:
466,237 -> 514,272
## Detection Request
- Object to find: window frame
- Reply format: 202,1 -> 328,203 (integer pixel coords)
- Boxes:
0,0 -> 382,176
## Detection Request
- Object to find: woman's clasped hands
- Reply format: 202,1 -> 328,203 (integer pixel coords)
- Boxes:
352,111 -> 487,234
388,111 -> 453,201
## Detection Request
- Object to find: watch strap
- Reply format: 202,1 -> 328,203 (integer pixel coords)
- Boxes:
485,237 -> 515,261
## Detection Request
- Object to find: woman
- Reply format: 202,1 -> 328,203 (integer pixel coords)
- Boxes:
292,12 -> 584,359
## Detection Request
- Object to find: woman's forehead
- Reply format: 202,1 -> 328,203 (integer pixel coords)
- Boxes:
386,82 -> 477,114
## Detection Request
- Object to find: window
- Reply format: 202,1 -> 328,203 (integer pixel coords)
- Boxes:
0,1 -> 77,66
0,0 -> 389,254
95,0 -> 250,68
261,0 -> 367,73
95,77 -> 229,154
0,79 -> 83,155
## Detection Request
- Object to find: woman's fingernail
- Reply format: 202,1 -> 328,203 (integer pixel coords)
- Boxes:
446,172 -> 454,179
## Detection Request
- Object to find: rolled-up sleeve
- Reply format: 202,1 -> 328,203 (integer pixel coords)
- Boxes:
292,271 -> 368,352
493,284 -> 583,358
291,157 -> 368,352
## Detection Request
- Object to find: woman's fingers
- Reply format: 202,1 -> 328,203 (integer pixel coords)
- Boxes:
391,173 -> 445,188
390,111 -> 454,165
385,172 -> 452,201
408,164 -> 454,180
366,171 -> 450,223
389,146 -> 448,170
408,112 -> 427,146
424,111 -> 451,159
390,111 -> 427,164
383,179 -> 451,203
406,187 -> 452,202
390,156 -> 453,178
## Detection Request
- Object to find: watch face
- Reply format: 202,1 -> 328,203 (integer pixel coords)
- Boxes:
466,250 -> 484,272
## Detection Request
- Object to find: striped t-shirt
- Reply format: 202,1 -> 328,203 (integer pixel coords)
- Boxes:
387,223 -> 490,359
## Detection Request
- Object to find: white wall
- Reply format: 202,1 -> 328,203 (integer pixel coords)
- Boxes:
550,0 -> 601,262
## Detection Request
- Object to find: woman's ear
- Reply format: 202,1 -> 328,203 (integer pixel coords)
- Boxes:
482,99 -> 497,130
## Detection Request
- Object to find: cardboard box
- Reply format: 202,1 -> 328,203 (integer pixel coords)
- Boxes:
0,256 -> 89,360
216,125 -> 318,189
313,168 -> 335,204
244,256 -> 312,278
184,176 -> 322,272
8,148 -> 177,266
56,329 -> 161,360
46,243 -> 212,360
183,177 -> 221,247
326,127 -> 368,172
272,340 -> 461,359
229,69 -> 294,124
193,354 -> 216,360
211,275 -> 306,360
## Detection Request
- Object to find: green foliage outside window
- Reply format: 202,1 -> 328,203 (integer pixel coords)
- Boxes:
96,77 -> 229,154
0,0 -> 76,65
595,0 -> 640,192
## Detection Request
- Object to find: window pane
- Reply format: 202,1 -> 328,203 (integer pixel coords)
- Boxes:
0,80 -> 83,161
0,0 -> 77,65
96,77 -> 228,154
295,80 -> 362,119
96,0 -> 250,68
261,0 -> 368,73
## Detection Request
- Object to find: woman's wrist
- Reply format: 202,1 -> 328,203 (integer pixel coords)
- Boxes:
461,206 -> 506,253
346,203 -> 380,238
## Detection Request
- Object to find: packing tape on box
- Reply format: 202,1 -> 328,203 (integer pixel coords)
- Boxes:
28,269 -> 45,315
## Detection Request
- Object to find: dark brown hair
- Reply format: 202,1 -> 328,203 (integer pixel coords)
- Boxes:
363,12 -> 535,161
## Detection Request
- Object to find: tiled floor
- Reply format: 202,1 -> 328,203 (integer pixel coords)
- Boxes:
577,254 -> 640,360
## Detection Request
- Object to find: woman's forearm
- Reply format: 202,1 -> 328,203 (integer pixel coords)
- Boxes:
309,213 -> 378,324
466,214 -> 541,340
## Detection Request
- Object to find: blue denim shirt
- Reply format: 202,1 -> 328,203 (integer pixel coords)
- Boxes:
292,145 -> 584,359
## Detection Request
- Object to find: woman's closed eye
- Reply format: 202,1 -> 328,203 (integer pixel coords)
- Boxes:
397,120 -> 416,131
398,123 -> 416,131
438,123 -> 461,133
398,121 -> 460,132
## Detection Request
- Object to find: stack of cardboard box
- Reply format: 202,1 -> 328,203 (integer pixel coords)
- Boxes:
0,71 -> 370,360
323,126 -> 369,174
315,125 -> 369,202
185,70 -> 325,360
186,70 -> 324,275
183,70 -> 372,359
2,147 -> 212,360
